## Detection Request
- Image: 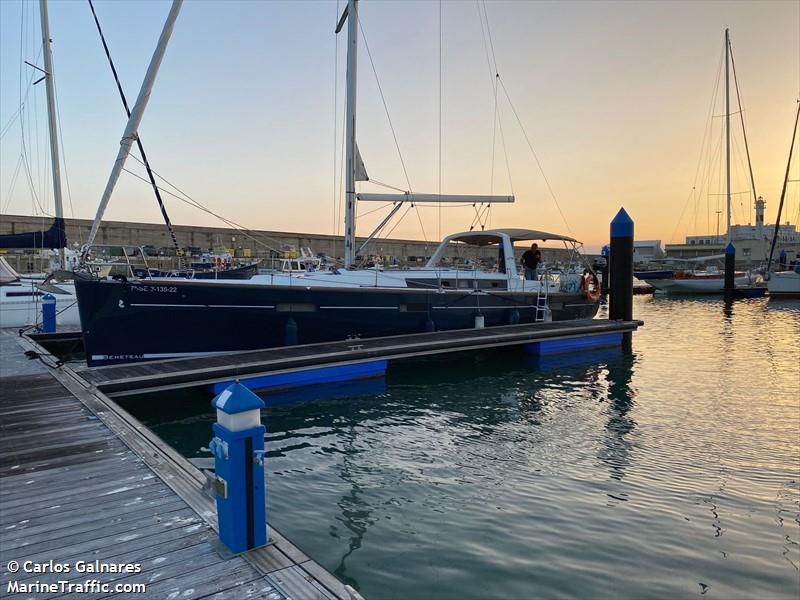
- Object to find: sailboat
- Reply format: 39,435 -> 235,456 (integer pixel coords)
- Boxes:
73,0 -> 600,366
640,29 -> 761,295
765,100 -> 800,299
0,0 -> 80,329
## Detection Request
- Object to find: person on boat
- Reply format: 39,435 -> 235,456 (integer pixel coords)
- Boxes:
521,243 -> 541,280
779,249 -> 787,271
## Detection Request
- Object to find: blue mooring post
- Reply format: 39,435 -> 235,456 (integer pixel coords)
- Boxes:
609,208 -> 634,349
209,383 -> 267,554
724,242 -> 736,298
40,293 -> 56,333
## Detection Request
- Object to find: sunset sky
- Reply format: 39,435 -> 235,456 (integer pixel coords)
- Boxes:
1,0 -> 798,251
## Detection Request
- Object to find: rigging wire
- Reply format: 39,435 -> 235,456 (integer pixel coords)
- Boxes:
730,132 -> 748,226
669,43 -> 725,243
356,201 -> 393,220
121,162 -> 283,255
124,154 -> 285,254
337,81 -> 346,237
438,0 -> 442,242
357,15 -> 428,249
727,42 -> 758,223
88,0 -> 182,258
475,1 -> 493,230
0,107 -> 23,141
382,204 -> 414,239
368,178 -> 407,193
2,156 -> 24,213
476,0 -> 514,230
51,45 -> 79,242
712,120 -> 724,235
496,76 -> 572,237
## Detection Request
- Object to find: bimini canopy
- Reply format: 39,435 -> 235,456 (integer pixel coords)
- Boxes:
443,228 -> 579,246
425,228 -> 580,268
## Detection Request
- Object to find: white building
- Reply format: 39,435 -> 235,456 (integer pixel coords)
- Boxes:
633,240 -> 664,263
666,197 -> 800,264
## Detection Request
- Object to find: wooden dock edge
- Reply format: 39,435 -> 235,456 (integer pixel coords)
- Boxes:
15,334 -> 363,600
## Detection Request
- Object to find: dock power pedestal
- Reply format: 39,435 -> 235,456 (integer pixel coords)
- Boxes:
209,382 -> 267,554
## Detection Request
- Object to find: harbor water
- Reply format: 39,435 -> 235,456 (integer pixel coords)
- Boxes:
121,296 -> 800,599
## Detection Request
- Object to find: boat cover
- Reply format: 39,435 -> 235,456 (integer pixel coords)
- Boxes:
0,217 -> 66,250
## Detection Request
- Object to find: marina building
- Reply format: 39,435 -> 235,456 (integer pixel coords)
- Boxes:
664,198 -> 800,264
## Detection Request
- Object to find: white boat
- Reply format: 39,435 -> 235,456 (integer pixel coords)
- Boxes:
641,30 -> 764,296
766,268 -> 800,298
764,100 -> 800,299
0,257 -> 78,329
0,0 -> 81,329
650,270 -> 754,294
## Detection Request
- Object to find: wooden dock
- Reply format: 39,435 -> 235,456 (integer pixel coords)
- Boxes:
74,318 -> 643,396
0,332 -> 360,600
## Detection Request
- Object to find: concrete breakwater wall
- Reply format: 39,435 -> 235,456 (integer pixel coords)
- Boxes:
1,214 -> 583,272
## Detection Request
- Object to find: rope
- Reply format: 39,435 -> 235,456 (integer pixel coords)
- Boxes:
88,0 -> 183,261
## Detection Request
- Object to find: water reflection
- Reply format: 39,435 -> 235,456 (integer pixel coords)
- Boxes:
331,422 -> 368,588
120,296 -> 800,600
600,353 -> 637,488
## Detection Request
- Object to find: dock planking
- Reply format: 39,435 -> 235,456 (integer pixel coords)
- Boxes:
77,318 -> 643,395
1,333 -> 361,600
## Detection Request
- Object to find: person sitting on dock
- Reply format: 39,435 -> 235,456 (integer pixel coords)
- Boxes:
521,243 -> 541,280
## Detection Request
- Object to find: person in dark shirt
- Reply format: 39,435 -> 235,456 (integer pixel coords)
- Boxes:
521,243 -> 541,280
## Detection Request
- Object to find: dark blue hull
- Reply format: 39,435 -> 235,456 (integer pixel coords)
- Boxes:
74,279 -> 599,366
634,270 -> 674,280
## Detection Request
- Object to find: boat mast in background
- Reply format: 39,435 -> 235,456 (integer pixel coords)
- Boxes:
766,100 -> 800,273
725,28 -> 732,245
83,0 -> 183,258
39,0 -> 65,269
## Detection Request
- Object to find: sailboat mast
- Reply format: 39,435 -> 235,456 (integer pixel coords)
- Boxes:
766,100 -> 800,273
39,0 -> 64,269
725,28 -> 732,245
84,0 -> 183,254
344,0 -> 359,267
